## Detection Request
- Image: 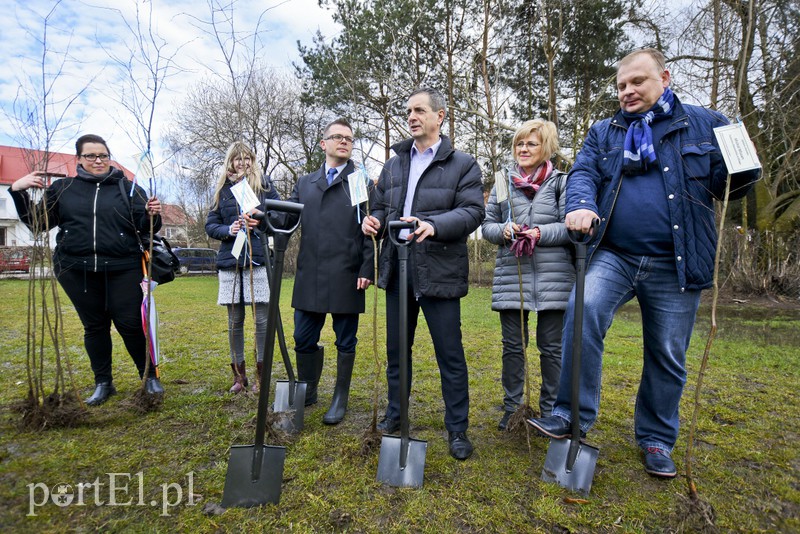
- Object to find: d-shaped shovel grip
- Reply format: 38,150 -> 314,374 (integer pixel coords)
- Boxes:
388,220 -> 417,247
253,199 -> 304,236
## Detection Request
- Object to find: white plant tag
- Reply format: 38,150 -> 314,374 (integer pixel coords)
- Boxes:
231,230 -> 246,259
495,169 -> 509,203
348,166 -> 370,206
230,179 -> 260,213
713,122 -> 761,174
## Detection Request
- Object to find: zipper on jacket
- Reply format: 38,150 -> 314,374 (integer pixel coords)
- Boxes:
93,183 -> 100,271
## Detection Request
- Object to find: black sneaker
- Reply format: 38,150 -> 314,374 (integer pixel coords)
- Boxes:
641,446 -> 677,478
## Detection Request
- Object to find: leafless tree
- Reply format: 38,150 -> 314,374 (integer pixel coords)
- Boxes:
6,0 -> 96,428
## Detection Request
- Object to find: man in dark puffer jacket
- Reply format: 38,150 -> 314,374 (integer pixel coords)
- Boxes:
363,87 -> 484,460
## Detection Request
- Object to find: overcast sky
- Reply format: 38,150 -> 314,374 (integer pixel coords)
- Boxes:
0,0 -> 338,178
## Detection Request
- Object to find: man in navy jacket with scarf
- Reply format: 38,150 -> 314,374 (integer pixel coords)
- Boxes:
527,49 -> 759,477
362,87 -> 484,460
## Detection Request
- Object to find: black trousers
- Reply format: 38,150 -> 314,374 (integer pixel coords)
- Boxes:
385,268 -> 470,432
293,309 -> 359,355
56,266 -> 151,384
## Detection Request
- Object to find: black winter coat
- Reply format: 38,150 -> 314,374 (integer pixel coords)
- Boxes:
10,166 -> 161,272
205,177 -> 281,270
286,161 -> 374,314
370,136 -> 485,299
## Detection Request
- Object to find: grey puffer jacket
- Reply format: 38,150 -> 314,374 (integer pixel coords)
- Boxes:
482,169 -> 575,312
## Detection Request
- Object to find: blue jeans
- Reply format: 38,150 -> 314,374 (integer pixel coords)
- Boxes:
552,249 -> 701,451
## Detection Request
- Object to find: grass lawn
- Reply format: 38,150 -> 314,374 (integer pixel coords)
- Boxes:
0,275 -> 798,532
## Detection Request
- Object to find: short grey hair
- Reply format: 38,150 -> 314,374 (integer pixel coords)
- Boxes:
409,87 -> 447,117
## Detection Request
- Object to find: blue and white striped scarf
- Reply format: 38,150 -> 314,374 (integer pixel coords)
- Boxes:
621,87 -> 674,175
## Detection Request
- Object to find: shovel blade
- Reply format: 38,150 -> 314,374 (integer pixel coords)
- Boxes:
273,380 -> 307,432
221,444 -> 286,508
376,435 -> 427,488
541,437 -> 599,495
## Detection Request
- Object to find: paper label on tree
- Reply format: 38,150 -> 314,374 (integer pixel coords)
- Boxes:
494,169 -> 509,203
231,230 -> 246,259
713,122 -> 761,173
230,179 -> 260,213
133,152 -> 155,180
348,167 -> 370,206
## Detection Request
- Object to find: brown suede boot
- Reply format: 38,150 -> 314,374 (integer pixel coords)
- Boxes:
229,361 -> 248,394
251,361 -> 263,393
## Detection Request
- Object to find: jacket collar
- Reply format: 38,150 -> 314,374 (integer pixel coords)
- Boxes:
75,165 -> 124,184
391,135 -> 455,163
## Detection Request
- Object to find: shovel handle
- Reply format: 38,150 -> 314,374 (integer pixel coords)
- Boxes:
567,218 -> 600,247
565,220 -> 598,472
388,220 -> 417,247
253,200 -> 304,236
262,237 -> 296,385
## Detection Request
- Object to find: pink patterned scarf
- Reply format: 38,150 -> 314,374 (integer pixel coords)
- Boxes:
511,160 -> 552,199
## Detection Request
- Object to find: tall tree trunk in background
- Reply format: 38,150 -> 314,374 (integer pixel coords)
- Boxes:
479,0 -> 498,177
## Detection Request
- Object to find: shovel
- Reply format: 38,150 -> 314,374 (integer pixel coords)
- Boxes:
376,220 -> 427,488
541,219 -> 600,495
261,234 -> 307,433
221,199 -> 303,508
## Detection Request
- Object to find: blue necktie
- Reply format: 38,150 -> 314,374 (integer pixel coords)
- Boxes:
326,167 -> 337,185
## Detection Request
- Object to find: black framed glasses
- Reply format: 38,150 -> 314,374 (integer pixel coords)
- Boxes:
81,154 -> 110,161
324,134 -> 354,144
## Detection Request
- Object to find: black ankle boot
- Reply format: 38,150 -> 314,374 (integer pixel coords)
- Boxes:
323,351 -> 355,425
86,382 -> 116,406
296,346 -> 324,406
145,377 -> 164,395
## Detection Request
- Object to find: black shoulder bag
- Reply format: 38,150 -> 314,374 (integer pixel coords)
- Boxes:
118,179 -> 179,285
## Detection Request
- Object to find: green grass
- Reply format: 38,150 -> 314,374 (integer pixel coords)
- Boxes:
0,276 -> 798,532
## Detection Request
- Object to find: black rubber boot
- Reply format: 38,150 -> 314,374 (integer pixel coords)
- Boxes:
322,351 -> 355,425
296,346 -> 324,406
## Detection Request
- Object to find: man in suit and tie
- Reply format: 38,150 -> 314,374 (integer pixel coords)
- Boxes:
287,118 -> 374,424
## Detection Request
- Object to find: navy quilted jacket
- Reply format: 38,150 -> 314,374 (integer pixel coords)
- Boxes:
566,97 -> 759,291
205,178 -> 280,270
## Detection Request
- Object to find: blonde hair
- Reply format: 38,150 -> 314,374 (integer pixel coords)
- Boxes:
618,48 -> 666,73
512,119 -> 559,168
212,141 -> 266,209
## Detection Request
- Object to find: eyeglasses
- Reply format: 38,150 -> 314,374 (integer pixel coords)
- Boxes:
324,134 -> 354,144
81,154 -> 110,161
515,142 -> 541,150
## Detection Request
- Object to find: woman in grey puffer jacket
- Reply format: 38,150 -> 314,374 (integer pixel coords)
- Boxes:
482,119 -> 575,430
